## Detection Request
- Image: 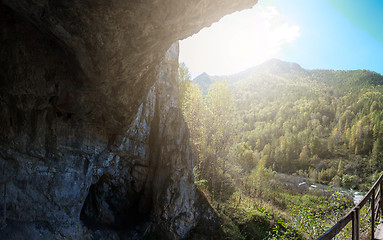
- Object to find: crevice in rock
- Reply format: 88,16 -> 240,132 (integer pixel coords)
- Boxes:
80,174 -> 151,233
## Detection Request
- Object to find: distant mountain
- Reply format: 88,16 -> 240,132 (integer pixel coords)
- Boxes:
193,58 -> 305,93
309,69 -> 383,89
193,59 -> 383,94
226,59 -> 383,176
241,58 -> 304,75
193,72 -> 214,94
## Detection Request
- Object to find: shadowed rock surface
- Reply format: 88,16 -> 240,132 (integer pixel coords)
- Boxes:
0,0 -> 257,239
2,0 -> 257,132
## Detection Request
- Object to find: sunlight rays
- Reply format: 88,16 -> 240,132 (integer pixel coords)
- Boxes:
179,5 -> 300,78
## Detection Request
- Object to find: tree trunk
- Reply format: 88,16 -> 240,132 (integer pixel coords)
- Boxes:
211,158 -> 216,203
219,159 -> 226,203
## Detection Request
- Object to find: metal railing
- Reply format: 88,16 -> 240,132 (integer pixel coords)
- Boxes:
317,174 -> 383,240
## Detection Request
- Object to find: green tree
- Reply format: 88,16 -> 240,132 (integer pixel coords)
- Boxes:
371,138 -> 383,170
298,145 -> 310,170
309,135 -> 322,157
181,83 -> 205,169
205,80 -> 234,202
178,62 -> 191,108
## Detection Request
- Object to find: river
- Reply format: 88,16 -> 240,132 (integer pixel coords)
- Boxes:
275,173 -> 364,204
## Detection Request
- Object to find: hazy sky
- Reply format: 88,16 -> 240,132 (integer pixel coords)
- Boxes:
179,0 -> 383,78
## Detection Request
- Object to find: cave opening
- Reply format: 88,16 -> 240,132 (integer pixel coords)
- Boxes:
80,174 -> 151,233
176,0 -> 383,239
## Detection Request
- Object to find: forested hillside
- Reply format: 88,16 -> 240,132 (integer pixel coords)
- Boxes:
181,59 -> 383,239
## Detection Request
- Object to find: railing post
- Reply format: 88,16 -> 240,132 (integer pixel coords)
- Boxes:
372,188 -> 375,240
380,180 -> 383,218
353,206 -> 360,240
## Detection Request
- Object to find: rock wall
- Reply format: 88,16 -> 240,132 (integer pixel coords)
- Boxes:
2,0 -> 258,133
0,0 -> 258,239
80,44 -> 203,239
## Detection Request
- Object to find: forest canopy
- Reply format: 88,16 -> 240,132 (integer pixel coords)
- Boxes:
179,59 -> 383,239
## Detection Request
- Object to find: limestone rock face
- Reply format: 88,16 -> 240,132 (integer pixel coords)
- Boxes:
0,0 -> 257,239
80,44 -> 201,239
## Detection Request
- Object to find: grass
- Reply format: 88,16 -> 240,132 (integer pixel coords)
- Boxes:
214,191 -> 303,240
204,185 -> 356,240
192,168 -> 359,239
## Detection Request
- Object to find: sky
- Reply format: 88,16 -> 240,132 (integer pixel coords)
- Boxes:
179,0 -> 383,79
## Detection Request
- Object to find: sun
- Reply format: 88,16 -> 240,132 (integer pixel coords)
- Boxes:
179,5 -> 300,78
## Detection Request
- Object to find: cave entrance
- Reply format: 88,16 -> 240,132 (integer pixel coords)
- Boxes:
177,1 -> 302,202
80,174 -> 151,234
176,0 -> 383,219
